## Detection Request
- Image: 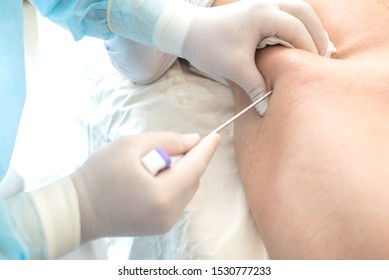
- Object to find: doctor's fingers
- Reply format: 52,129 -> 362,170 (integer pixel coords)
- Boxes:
233,63 -> 270,116
232,56 -> 266,95
231,82 -> 265,140
260,10 -> 316,54
126,132 -> 201,158
258,4 -> 326,55
278,0 -> 328,56
156,133 -> 220,205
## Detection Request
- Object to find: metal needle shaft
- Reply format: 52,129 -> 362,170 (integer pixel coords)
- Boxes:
208,90 -> 272,135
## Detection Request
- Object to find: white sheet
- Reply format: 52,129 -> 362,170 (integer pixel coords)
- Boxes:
89,59 -> 267,259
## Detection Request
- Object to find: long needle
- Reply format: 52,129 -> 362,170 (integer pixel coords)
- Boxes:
208,90 -> 272,135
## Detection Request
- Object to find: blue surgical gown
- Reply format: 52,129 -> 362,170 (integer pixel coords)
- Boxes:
1,0 -> 178,260
1,0 -> 115,181
0,0 -> 27,259
0,199 -> 27,260
0,0 -> 115,260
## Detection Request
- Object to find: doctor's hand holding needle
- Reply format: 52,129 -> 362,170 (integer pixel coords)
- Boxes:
3,132 -> 220,260
1,0 -> 326,260
70,132 -> 220,241
74,90 -> 270,243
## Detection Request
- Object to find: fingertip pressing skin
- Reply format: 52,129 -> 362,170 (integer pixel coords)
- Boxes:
269,11 -> 319,54
278,0 -> 328,55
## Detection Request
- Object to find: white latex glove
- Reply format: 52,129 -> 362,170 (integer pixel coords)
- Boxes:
153,0 -> 328,113
70,132 -> 220,243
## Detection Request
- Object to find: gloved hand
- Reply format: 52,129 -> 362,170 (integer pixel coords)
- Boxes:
70,132 -> 220,243
152,0 -> 329,114
108,0 -> 328,113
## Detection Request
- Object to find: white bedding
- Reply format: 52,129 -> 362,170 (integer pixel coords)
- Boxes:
89,59 -> 267,259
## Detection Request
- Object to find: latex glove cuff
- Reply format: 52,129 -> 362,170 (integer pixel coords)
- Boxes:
7,177 -> 81,259
30,177 -> 80,259
107,0 -> 198,56
153,1 -> 200,56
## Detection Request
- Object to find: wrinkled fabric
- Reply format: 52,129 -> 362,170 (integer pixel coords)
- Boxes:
107,0 -> 167,46
30,0 -> 113,40
89,61 -> 268,259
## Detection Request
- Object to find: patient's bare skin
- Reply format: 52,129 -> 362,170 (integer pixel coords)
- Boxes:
232,0 -> 389,259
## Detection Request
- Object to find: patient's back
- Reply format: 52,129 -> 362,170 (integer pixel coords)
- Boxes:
308,0 -> 389,59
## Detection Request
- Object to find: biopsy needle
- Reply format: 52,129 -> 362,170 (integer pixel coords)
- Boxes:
141,90 -> 273,175
208,89 -> 273,135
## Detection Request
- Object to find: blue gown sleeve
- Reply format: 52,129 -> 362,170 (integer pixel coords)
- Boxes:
0,198 -> 28,260
0,0 -> 26,181
29,0 -> 114,40
104,0 -> 214,84
107,0 -> 167,48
